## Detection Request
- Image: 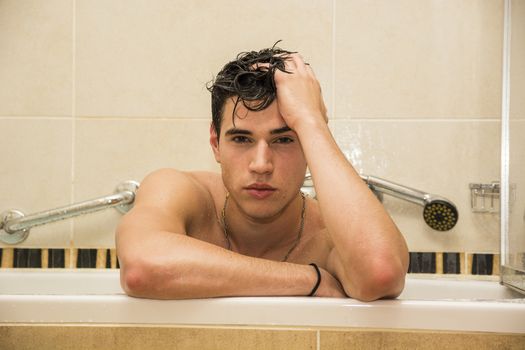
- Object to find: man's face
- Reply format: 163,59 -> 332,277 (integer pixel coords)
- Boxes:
210,98 -> 307,220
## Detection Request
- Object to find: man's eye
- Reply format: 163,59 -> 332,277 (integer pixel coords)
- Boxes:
232,136 -> 250,143
274,137 -> 294,144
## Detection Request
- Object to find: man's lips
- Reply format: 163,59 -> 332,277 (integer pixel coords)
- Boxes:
245,183 -> 276,190
244,184 -> 276,199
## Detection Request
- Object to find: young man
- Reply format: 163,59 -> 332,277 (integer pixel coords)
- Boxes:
116,44 -> 409,301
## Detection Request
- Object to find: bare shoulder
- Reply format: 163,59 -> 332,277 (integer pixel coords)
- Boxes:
121,168 -> 223,234
138,168 -> 221,197
137,168 -> 200,201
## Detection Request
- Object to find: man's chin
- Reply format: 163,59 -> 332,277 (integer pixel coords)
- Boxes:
238,197 -> 299,222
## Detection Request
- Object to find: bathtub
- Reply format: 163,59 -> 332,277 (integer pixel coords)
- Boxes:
1,270 -> 524,334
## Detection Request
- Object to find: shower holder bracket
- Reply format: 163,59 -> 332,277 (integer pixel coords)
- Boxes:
469,181 -> 516,213
0,209 -> 29,245
469,182 -> 500,213
114,180 -> 140,214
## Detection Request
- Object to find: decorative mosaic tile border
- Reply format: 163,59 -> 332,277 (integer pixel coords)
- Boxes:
0,248 -> 499,275
0,248 -> 119,269
408,252 -> 500,276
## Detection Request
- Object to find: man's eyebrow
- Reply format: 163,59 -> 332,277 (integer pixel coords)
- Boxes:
270,126 -> 292,135
224,126 -> 292,136
224,128 -> 252,136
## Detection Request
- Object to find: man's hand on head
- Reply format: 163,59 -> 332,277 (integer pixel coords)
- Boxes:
253,53 -> 328,131
272,53 -> 328,131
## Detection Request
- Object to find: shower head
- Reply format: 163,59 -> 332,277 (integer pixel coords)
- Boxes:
360,175 -> 459,231
302,173 -> 459,231
423,198 -> 459,231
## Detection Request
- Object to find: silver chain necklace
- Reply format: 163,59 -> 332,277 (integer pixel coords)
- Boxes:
221,191 -> 306,262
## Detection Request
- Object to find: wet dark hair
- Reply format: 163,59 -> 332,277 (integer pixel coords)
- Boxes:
207,41 -> 295,138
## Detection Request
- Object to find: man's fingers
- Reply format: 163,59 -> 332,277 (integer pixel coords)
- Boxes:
251,62 -> 270,71
251,53 -> 312,74
286,53 -> 309,72
304,62 -> 318,78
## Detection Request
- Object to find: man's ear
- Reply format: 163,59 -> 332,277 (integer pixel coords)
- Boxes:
209,123 -> 221,163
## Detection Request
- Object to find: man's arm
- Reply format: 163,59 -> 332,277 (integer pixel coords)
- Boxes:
116,168 -> 345,299
274,54 -> 409,301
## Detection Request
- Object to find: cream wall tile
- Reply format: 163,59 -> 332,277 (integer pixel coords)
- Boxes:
320,329 -> 525,350
330,119 -> 501,252
0,0 -> 72,117
72,118 -> 218,247
510,0 -> 525,117
76,0 -> 333,119
0,119 -> 72,247
0,325 -> 317,350
335,0 -> 503,118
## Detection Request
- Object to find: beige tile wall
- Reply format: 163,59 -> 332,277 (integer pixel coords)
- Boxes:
0,119 -> 73,246
329,119 -> 501,252
0,0 -> 73,116
334,0 -> 503,119
510,0 -> 525,118
0,0 -> 512,253
75,0 -> 333,118
2,325 -> 525,350
0,325 -> 319,350
73,118 -> 218,246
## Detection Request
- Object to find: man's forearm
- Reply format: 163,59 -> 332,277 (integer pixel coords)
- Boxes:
295,119 -> 409,300
119,231 -> 319,299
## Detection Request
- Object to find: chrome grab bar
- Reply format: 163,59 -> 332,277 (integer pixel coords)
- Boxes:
0,180 -> 139,245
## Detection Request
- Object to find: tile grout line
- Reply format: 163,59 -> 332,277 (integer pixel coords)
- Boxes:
316,329 -> 320,350
331,117 -> 503,122
69,0 -> 77,267
0,115 -> 515,121
331,0 -> 336,121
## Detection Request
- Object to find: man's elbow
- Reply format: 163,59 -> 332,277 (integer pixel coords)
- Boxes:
120,263 -> 151,298
119,260 -> 179,299
350,265 -> 407,302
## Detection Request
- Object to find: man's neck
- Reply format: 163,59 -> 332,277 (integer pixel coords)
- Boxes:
224,193 -> 304,259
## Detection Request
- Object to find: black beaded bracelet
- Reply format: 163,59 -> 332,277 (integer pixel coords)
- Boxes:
308,263 -> 321,296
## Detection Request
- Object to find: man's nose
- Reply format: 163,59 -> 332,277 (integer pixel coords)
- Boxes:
249,141 -> 273,174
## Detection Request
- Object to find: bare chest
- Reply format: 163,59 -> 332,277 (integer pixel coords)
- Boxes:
187,202 -> 333,266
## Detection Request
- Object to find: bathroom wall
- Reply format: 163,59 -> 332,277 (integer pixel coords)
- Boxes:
0,1 -> 509,269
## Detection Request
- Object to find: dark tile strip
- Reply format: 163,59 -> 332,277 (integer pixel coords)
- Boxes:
472,253 -> 494,275
106,249 -> 111,269
408,252 -> 436,273
0,249 -> 494,275
28,249 -> 42,268
408,253 -> 417,272
443,252 -> 461,274
48,249 -> 65,268
76,249 -> 98,268
13,248 -> 42,268
13,249 -> 26,268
